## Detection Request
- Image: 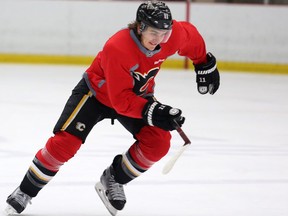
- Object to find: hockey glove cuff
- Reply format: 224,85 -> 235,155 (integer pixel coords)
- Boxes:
194,52 -> 220,95
142,101 -> 185,131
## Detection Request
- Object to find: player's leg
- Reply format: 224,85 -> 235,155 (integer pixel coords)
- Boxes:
6,79 -> 108,214
96,116 -> 171,213
124,126 -> 171,178
112,126 -> 171,184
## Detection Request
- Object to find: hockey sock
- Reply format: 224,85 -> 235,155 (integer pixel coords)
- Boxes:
114,126 -> 171,184
111,154 -> 135,184
20,157 -> 58,197
112,142 -> 157,184
19,131 -> 82,197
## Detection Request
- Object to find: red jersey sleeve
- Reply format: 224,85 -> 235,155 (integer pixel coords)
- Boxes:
171,21 -> 207,65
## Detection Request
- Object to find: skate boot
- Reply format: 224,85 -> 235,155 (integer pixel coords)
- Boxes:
5,187 -> 32,214
95,166 -> 126,216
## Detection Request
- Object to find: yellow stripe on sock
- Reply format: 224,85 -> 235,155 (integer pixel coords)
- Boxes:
29,163 -> 53,182
122,154 -> 142,177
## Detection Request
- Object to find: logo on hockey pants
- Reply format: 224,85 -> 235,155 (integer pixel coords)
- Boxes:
76,122 -> 86,131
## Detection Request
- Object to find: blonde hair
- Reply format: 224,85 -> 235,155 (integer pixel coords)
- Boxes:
128,21 -> 139,30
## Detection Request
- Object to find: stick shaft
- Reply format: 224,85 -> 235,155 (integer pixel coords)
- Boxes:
173,119 -> 191,145
176,126 -> 191,145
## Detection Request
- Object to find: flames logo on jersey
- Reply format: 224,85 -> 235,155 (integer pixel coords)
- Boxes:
132,67 -> 159,96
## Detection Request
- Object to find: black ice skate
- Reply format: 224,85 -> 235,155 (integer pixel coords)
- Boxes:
5,187 -> 32,215
95,166 -> 126,216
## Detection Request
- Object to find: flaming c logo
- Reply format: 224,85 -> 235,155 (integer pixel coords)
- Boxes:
132,67 -> 159,96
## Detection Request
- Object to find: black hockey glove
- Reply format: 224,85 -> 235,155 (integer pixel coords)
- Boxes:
142,101 -> 185,131
194,52 -> 220,95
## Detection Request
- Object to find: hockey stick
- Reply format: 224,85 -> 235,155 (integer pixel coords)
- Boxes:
162,121 -> 191,174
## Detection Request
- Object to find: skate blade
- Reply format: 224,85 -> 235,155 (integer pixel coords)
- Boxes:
95,182 -> 117,216
4,205 -> 17,215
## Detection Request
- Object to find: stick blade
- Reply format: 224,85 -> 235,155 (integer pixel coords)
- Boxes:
162,144 -> 190,175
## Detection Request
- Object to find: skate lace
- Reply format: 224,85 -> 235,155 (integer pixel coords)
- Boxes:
108,175 -> 126,201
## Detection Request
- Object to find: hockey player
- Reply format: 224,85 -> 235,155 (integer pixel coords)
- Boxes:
5,1 -> 220,215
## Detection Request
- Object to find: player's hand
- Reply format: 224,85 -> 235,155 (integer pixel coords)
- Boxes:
142,101 -> 185,131
194,52 -> 220,95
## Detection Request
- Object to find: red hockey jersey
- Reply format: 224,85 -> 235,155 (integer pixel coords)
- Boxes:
85,20 -> 207,119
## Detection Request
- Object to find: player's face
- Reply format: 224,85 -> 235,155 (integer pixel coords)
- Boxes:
141,26 -> 172,51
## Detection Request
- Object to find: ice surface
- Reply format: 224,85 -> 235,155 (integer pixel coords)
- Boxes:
0,64 -> 288,216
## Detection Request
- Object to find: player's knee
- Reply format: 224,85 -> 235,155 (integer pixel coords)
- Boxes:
45,131 -> 82,163
149,135 -> 171,161
136,126 -> 171,162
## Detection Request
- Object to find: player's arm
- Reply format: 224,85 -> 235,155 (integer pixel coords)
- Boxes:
173,21 -> 220,95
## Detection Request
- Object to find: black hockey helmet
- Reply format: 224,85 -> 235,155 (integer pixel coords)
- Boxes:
136,1 -> 173,31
